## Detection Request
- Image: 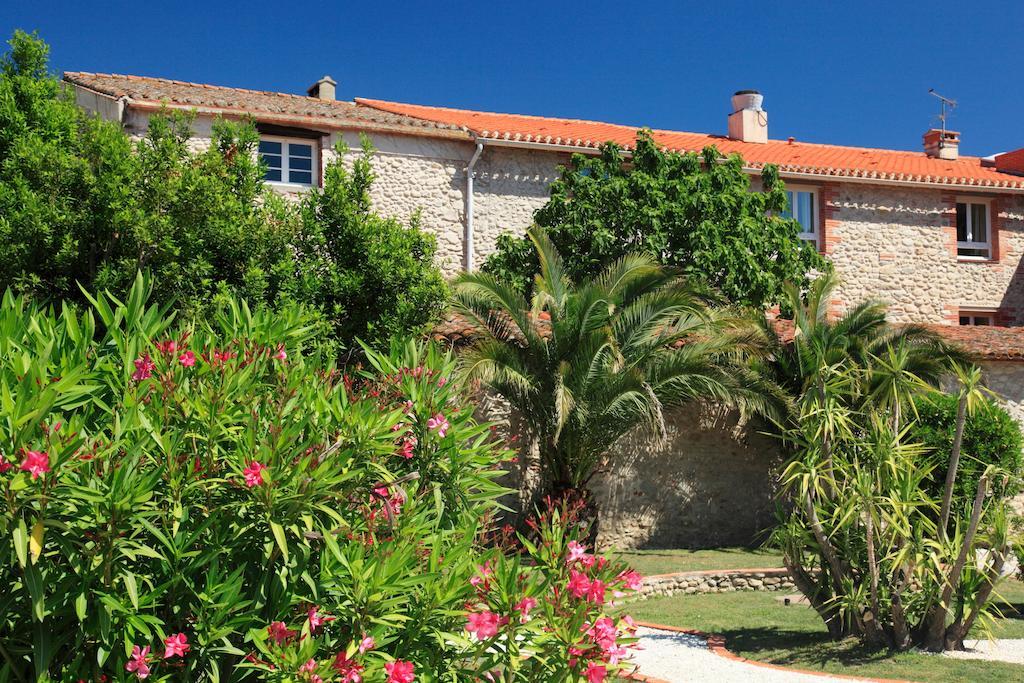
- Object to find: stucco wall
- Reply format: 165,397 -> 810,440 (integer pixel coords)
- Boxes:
330,133 -> 565,274
827,184 -> 1024,325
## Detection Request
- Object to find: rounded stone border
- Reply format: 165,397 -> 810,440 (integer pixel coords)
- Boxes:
628,566 -> 798,601
619,621 -> 916,683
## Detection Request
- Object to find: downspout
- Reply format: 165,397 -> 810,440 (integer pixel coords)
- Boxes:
464,141 -> 484,271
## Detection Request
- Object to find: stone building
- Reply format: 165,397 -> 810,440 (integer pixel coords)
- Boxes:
63,71 -> 1024,547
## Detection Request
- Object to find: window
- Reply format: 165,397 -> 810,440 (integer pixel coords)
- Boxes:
956,200 -> 990,259
959,312 -> 993,326
782,188 -> 818,245
259,137 -> 316,187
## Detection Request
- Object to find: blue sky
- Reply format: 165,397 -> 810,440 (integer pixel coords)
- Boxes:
2,1 -> 1020,156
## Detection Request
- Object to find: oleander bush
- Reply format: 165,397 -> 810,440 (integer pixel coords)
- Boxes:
0,275 -> 640,681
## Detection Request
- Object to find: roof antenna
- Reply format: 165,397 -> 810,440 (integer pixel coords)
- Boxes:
928,88 -> 957,135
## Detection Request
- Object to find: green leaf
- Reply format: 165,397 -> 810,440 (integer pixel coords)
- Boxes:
270,521 -> 289,563
123,572 -> 139,609
13,519 -> 28,568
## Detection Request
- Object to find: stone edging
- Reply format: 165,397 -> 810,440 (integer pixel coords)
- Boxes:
629,566 -> 796,601
620,620 -> 916,683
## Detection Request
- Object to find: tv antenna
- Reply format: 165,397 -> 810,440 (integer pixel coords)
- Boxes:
928,89 -> 957,134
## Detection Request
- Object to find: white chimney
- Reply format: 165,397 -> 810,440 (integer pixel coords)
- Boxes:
307,75 -> 337,101
923,128 -> 959,160
727,90 -> 768,144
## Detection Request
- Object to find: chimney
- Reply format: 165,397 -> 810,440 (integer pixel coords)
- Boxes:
727,90 -> 768,144
307,75 -> 337,101
994,148 -> 1024,175
923,128 -> 959,160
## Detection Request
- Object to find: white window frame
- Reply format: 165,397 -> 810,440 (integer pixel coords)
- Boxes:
259,135 -> 318,189
955,197 -> 991,260
958,310 -> 995,326
783,185 -> 819,247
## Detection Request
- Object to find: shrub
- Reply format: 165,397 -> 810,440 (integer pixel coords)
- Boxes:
0,31 -> 447,354
912,391 -> 1024,504
0,276 -> 640,681
482,131 -> 827,309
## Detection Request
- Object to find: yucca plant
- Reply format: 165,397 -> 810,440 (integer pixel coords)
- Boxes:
452,226 -> 782,538
768,272 -> 1020,652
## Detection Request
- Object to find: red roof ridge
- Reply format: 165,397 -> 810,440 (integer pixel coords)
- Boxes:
357,97 -> 988,162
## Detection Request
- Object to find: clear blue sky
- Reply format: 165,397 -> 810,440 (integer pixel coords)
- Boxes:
3,0 -> 1020,156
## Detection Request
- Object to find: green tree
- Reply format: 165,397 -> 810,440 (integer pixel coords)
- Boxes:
482,130 -> 828,309
0,30 -> 448,353
454,226 -> 781,535
295,139 -> 448,352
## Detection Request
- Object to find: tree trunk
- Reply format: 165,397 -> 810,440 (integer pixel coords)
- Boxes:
938,394 -> 969,538
923,475 -> 988,652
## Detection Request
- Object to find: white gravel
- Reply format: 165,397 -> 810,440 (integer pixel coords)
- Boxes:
943,638 -> 1024,665
632,626 -> 874,682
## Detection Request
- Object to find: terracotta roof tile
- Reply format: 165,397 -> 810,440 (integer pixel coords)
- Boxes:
356,98 -> 1024,191
63,73 -> 472,140
432,313 -> 1024,361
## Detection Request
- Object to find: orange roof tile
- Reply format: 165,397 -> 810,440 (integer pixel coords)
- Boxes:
63,73 -> 472,140
433,312 -> 1024,361
356,98 -> 1024,191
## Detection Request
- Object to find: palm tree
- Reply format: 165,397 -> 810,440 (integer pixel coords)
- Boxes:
451,227 -> 781,536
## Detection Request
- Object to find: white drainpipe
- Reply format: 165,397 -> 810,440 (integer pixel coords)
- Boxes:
464,142 -> 484,271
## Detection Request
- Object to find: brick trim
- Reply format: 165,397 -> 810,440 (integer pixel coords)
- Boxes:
821,182 -> 841,256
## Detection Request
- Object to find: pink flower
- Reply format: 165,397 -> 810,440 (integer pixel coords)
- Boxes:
125,645 -> 151,679
332,652 -> 364,682
132,354 -> 155,381
163,632 -> 189,658
358,635 -> 375,654
584,662 -> 607,683
514,596 -> 538,622
426,413 -> 449,438
385,660 -> 415,683
179,350 -> 196,367
155,340 -> 178,355
267,621 -> 296,645
588,617 -> 617,650
20,450 -> 50,480
397,437 -> 416,459
618,569 -> 643,591
299,659 -> 316,673
243,461 -> 267,487
587,579 -> 606,605
0,460 -> 11,473
437,377 -> 448,387
567,540 -> 588,564
465,610 -> 501,639
274,345 -> 287,361
307,607 -> 335,633
567,569 -> 591,599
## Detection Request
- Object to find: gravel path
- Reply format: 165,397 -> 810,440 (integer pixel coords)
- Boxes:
943,638 -> 1024,665
632,626 -> 874,682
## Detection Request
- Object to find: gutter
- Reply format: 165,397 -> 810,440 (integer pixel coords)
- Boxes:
464,142 -> 484,271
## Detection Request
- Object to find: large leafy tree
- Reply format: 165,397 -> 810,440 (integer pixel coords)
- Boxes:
454,226 -> 781,534
483,130 -> 828,309
0,30 -> 446,352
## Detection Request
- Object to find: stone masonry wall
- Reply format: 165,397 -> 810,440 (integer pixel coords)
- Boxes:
984,361 -> 1024,430
827,184 -> 1024,325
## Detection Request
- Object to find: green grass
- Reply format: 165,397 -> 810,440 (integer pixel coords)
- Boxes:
623,579 -> 1024,682
612,547 -> 784,576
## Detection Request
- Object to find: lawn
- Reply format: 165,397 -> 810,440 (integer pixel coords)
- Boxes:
624,577 -> 1024,682
613,547 -> 784,576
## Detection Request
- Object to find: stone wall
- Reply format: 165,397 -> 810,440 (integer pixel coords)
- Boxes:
985,361 -> 1024,430
591,403 -> 782,550
827,184 -> 1024,325
632,568 -> 796,601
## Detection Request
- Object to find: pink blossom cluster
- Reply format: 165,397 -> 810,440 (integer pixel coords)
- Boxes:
124,633 -> 189,679
130,338 -> 290,383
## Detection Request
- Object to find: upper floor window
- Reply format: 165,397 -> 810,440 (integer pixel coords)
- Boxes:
782,188 -> 818,245
956,200 -> 990,259
259,137 -> 315,187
